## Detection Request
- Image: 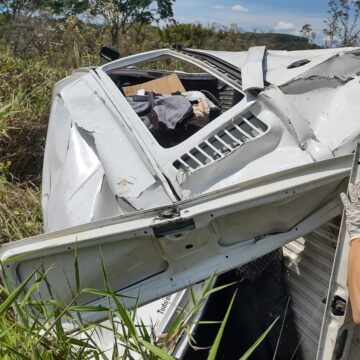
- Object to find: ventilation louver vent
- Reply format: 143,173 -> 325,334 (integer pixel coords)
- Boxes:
173,113 -> 268,172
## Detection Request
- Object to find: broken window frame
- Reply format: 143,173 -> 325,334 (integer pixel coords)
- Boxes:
93,49 -> 270,196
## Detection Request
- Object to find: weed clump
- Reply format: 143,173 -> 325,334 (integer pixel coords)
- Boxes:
0,265 -> 270,359
0,51 -> 64,183
0,161 -> 42,243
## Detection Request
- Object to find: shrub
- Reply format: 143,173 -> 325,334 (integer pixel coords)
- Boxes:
0,51 -> 64,183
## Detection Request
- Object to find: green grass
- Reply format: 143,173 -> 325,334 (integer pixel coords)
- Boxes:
0,51 -> 65,183
0,163 -> 42,244
0,51 -> 61,243
0,263 -> 277,359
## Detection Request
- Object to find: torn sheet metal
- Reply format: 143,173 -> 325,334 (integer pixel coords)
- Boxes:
279,51 -> 360,156
43,72 -> 175,231
241,46 -> 266,91
257,85 -> 314,147
59,80 -> 157,200
41,46 -> 360,233
194,47 -> 359,86
1,154 -> 352,325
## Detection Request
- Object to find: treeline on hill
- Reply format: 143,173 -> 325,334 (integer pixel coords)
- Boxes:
0,17 -> 318,68
0,4 -> 316,244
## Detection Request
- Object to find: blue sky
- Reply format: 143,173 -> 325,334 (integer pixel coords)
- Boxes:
173,0 -> 330,43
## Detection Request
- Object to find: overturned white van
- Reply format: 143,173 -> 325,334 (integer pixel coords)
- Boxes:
2,46 -> 360,359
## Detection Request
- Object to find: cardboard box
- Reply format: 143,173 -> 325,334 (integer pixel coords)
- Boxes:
123,73 -> 186,96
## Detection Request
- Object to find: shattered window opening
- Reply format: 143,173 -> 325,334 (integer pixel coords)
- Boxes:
107,55 -> 246,149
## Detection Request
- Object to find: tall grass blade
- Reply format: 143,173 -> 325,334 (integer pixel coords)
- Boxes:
0,266 -> 38,317
54,307 -> 66,348
202,282 -> 235,299
207,289 -> 237,360
164,303 -> 187,343
201,272 -> 217,298
190,285 -> 196,306
138,318 -> 151,343
34,292 -> 83,347
1,342 -> 29,359
69,305 -> 110,312
83,287 -> 134,299
74,245 -> 80,294
21,268 -> 53,307
111,293 -> 137,339
139,338 -> 175,360
239,317 -> 279,360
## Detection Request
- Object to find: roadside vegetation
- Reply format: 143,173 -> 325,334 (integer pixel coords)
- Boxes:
0,0 -> 359,358
0,51 -> 63,245
0,262 -> 277,359
0,166 -> 41,244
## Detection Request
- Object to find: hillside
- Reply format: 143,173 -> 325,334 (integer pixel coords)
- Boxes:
237,32 -> 320,50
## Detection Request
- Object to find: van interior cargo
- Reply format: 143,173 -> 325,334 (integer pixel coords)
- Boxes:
107,57 -> 244,148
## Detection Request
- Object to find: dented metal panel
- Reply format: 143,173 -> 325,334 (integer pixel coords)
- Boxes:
195,47 -> 360,86
0,155 -> 352,324
41,47 -> 360,232
43,70 -> 175,231
241,46 -> 266,91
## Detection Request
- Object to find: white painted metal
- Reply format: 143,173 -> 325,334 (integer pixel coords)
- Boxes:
241,46 -> 266,91
193,47 -> 360,85
317,144 -> 360,360
0,155 -> 352,324
283,220 -> 339,359
2,46 -> 360,357
41,47 -> 360,232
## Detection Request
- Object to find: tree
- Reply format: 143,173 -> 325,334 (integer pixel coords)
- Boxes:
46,0 -> 90,16
90,0 -> 175,46
300,23 -> 316,43
324,0 -> 360,47
0,0 -> 31,19
0,0 -> 89,19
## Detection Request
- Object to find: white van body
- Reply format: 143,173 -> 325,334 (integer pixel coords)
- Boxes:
2,46 -> 360,358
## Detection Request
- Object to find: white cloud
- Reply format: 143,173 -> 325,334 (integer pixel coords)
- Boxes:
213,5 -> 224,10
174,0 -> 327,44
231,4 -> 249,13
274,21 -> 295,31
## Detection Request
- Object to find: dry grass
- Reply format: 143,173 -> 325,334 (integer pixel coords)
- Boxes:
0,52 -> 62,243
0,175 -> 42,244
0,51 -> 65,184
